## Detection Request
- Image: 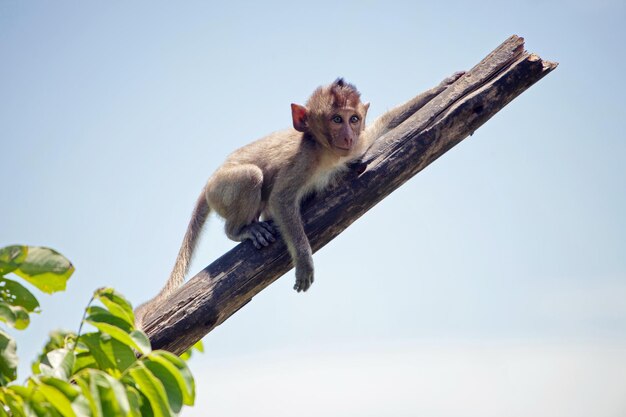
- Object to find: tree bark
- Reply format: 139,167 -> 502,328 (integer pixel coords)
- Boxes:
140,35 -> 557,355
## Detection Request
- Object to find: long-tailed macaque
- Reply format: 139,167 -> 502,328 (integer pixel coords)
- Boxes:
135,73 -> 464,328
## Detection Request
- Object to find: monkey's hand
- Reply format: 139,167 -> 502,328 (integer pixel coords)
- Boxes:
348,158 -> 368,175
243,221 -> 276,249
441,71 -> 466,87
294,256 -> 314,292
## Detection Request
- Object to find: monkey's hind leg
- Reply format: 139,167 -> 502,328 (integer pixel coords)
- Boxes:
207,165 -> 276,249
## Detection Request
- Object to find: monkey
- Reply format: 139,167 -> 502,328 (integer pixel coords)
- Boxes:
134,72 -> 464,329
134,78 -> 369,328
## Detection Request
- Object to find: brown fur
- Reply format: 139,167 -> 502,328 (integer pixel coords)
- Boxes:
135,79 -> 369,328
134,72 -> 465,329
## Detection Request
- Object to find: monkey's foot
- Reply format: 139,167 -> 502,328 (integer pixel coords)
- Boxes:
294,261 -> 314,293
243,221 -> 276,249
442,71 -> 466,86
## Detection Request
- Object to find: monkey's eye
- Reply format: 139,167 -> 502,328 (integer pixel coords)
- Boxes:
332,115 -> 343,124
350,115 -> 360,123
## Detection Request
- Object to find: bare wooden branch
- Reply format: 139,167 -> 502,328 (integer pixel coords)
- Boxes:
140,35 -> 557,355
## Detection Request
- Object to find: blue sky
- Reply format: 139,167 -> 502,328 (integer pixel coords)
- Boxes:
2,0 -> 625,415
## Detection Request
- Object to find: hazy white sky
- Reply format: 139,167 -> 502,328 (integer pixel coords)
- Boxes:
2,0 -> 625,415
192,342 -> 626,417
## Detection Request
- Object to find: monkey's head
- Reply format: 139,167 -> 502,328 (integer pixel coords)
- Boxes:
291,78 -> 370,157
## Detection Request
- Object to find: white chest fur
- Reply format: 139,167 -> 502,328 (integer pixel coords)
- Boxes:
300,158 -> 349,199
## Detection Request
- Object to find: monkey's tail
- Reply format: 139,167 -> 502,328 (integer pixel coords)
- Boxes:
156,188 -> 211,302
135,189 -> 210,329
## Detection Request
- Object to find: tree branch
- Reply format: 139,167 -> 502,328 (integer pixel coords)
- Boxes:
140,35 -> 557,355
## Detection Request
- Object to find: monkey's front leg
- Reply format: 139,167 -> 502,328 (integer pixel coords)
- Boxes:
269,196 -> 315,292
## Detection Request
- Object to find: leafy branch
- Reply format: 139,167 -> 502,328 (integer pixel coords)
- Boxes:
0,245 -> 198,417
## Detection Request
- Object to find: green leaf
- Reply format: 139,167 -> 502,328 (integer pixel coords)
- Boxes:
39,348 -> 75,380
36,377 -> 91,417
85,306 -> 108,317
37,383 -> 77,417
40,377 -> 80,401
0,302 -> 16,327
191,340 -> 204,353
0,277 -> 40,312
73,375 -> 100,417
72,351 -> 97,375
0,246 -> 28,276
1,388 -> 28,417
72,351 -> 98,374
32,330 -> 75,375
85,321 -> 150,355
94,288 -> 135,327
138,392 -> 155,417
0,397 -> 9,417
105,337 -> 137,373
96,370 -> 131,416
180,340 -> 204,361
75,370 -> 130,417
28,400 -> 57,417
41,377 -> 91,417
149,351 -> 194,406
0,329 -> 18,386
11,306 -> 30,330
129,331 -> 151,355
79,333 -> 114,373
143,360 -> 182,413
79,333 -> 136,374
5,383 -> 34,399
86,311 -> 132,333
127,363 -> 173,417
125,386 -> 143,417
85,321 -> 135,350
12,247 -> 74,294
0,304 -> 30,330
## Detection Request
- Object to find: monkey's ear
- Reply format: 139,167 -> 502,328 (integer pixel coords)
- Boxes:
361,102 -> 370,125
291,103 -> 308,132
